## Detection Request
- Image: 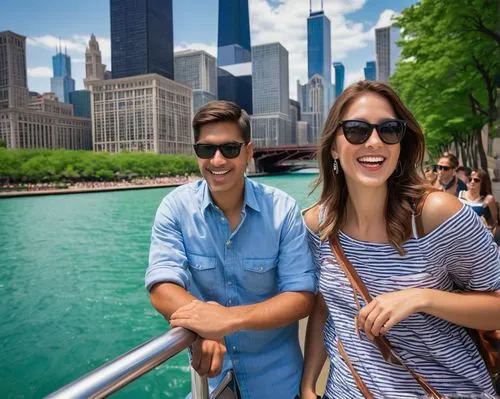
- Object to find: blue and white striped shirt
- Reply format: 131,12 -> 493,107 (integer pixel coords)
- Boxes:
307,205 -> 500,399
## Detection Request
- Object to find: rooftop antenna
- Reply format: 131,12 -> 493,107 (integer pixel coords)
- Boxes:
309,0 -> 312,13
321,0 -> 324,10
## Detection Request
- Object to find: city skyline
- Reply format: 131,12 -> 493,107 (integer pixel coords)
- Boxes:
1,0 -> 417,100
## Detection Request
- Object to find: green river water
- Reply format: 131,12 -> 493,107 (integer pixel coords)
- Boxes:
0,173 -> 318,399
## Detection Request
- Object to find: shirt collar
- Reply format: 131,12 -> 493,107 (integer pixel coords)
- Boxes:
199,177 -> 261,213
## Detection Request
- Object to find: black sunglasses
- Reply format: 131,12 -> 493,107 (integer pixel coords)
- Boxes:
193,142 -> 247,159
436,165 -> 451,171
471,177 -> 481,183
339,119 -> 407,145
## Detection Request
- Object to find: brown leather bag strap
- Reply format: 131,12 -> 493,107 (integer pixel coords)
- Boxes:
329,235 -> 443,399
337,338 -> 375,399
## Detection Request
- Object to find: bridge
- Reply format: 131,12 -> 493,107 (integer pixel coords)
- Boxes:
252,145 -> 317,173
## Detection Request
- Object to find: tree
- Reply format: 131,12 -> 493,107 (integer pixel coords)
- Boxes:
0,139 -> 6,148
392,0 -> 499,169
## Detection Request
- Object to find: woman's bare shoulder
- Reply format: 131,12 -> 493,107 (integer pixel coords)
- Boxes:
420,191 -> 463,235
303,204 -> 321,233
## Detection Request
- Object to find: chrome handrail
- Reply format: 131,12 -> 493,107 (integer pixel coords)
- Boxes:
46,327 -> 207,399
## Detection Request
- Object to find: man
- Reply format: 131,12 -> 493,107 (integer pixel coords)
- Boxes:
434,152 -> 467,196
145,101 -> 316,399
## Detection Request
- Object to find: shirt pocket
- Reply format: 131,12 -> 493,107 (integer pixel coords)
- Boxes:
242,257 -> 278,295
187,252 -> 217,295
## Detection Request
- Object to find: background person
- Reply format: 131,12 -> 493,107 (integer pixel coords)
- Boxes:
434,152 -> 467,196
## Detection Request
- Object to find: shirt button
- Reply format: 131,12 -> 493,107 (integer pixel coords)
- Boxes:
227,280 -> 232,286
233,358 -> 239,365
232,346 -> 237,352
258,266 -> 263,271
228,299 -> 233,305
220,217 -> 225,222
226,240 -> 232,248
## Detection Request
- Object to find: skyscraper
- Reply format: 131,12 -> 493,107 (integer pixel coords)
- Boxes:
174,50 -> 217,112
84,34 -> 106,88
50,47 -> 75,103
307,1 -> 331,84
375,26 -> 401,82
110,0 -> 174,80
333,62 -> 345,97
251,43 -> 290,146
364,61 -> 376,81
217,0 -> 253,113
0,31 -> 28,110
217,0 -> 251,67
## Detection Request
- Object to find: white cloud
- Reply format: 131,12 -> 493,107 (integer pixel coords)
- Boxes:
345,68 -> 365,87
174,42 -> 217,57
27,67 -> 52,78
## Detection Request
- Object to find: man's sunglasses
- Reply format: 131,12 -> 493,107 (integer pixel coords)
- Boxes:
436,165 -> 452,171
193,142 -> 247,159
339,119 -> 407,145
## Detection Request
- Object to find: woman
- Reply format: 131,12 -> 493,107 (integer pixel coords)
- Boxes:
458,168 -> 498,232
301,81 -> 500,399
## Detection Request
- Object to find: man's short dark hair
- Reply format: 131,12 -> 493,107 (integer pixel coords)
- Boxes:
439,152 -> 459,169
456,166 -> 471,177
192,101 -> 251,143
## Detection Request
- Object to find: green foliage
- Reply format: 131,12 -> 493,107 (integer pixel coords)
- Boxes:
0,139 -> 6,148
391,0 -> 499,160
0,149 -> 199,184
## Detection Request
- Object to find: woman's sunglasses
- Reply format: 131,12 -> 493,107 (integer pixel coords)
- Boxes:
471,177 -> 481,183
193,142 -> 247,159
339,119 -> 407,145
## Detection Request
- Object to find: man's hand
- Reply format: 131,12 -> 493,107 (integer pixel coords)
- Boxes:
191,337 -> 227,377
170,300 -> 238,340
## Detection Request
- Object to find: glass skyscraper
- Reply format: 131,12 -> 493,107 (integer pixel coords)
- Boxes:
217,0 -> 251,67
110,0 -> 174,80
364,61 -> 376,81
307,9 -> 331,84
333,62 -> 345,97
217,0 -> 253,114
50,48 -> 75,103
375,26 -> 401,82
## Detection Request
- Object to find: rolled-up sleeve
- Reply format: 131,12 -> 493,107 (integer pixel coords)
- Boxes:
145,195 -> 191,292
277,201 -> 317,293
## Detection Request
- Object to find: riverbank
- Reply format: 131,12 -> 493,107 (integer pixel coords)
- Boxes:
0,176 -> 202,198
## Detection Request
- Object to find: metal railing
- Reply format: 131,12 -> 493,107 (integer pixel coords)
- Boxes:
46,327 -> 208,399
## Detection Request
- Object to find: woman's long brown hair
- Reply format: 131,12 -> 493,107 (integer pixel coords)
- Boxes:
313,81 -> 427,254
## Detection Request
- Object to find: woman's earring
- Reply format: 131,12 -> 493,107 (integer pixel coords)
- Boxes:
333,158 -> 339,175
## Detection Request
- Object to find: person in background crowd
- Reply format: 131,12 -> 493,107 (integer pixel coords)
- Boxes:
458,168 -> 498,234
434,152 -> 467,196
423,164 -> 437,185
457,166 -> 472,186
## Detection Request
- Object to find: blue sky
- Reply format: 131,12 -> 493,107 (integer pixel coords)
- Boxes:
1,0 -> 417,99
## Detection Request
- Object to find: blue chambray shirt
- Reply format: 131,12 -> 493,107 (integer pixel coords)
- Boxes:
146,178 -> 316,399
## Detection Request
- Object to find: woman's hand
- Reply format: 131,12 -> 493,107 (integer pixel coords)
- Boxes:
358,288 -> 428,340
300,387 -> 319,399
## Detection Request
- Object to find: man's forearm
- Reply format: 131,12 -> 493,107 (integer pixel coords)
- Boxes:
228,291 -> 315,332
150,282 -> 197,319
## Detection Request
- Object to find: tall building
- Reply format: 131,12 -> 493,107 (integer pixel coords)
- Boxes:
0,31 -> 29,109
333,62 -> 345,97
217,0 -> 251,67
297,75 -> 328,144
0,31 -> 91,149
251,43 -> 290,147
110,0 -> 174,80
174,50 -> 217,113
364,61 -> 376,81
289,99 -> 300,145
217,0 -> 252,113
50,47 -> 75,103
88,74 -> 192,154
307,2 -> 331,84
84,34 -> 106,88
375,26 -> 401,82
69,90 -> 91,118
